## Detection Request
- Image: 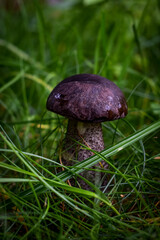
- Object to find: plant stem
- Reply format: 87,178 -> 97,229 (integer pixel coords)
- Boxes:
62,119 -> 108,190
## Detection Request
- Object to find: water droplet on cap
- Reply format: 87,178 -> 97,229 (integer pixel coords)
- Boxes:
55,93 -> 61,99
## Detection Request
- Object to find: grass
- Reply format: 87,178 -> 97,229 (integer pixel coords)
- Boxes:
0,0 -> 160,239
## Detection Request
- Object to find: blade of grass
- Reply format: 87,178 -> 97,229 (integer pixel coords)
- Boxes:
0,39 -> 43,69
1,120 -> 159,200
58,120 -> 160,181
1,119 -> 160,218
0,130 -> 105,217
24,73 -> 53,91
0,68 -> 28,94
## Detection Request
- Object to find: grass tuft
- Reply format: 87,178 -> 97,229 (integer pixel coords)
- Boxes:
0,0 -> 160,239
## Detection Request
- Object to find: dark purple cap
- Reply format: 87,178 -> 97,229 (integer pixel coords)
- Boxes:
46,74 -> 128,122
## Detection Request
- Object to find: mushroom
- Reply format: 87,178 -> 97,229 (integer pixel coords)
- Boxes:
46,74 -> 128,190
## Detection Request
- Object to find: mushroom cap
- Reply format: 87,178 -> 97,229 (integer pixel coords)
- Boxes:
46,74 -> 128,122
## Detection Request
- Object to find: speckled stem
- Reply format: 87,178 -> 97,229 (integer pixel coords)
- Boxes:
62,119 -> 108,190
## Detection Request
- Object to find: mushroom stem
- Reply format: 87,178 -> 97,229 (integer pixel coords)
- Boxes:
62,119 -> 108,189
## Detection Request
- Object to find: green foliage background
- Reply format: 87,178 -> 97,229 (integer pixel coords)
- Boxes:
0,0 -> 160,239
